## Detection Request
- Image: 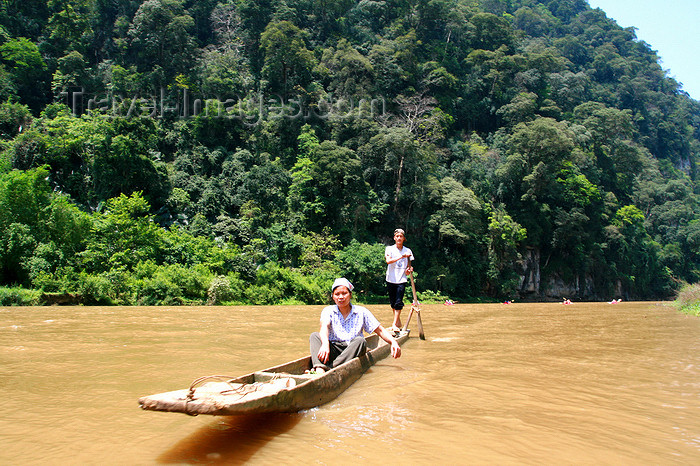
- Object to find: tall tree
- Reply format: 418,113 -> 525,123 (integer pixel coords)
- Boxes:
127,0 -> 196,86
260,20 -> 316,97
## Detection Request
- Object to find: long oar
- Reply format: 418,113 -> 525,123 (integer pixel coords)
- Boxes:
402,268 -> 425,340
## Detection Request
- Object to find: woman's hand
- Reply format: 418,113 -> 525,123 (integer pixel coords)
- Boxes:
375,325 -> 403,359
390,340 -> 401,359
317,343 -> 330,364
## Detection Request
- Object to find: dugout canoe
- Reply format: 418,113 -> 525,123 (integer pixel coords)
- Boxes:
138,330 -> 409,416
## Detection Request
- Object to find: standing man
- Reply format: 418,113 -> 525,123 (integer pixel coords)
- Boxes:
385,228 -> 414,333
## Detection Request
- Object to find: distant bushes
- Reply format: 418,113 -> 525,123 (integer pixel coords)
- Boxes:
0,178 -> 403,306
417,289 -> 452,304
0,278 -> 462,307
0,286 -> 41,306
675,283 -> 700,316
17,262 -> 337,306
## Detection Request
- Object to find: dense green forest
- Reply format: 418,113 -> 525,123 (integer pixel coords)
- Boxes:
0,0 -> 698,305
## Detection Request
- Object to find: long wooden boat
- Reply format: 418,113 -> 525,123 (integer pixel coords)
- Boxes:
139,330 -> 410,416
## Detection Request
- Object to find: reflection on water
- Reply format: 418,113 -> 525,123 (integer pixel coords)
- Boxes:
158,413 -> 302,464
1,302 -> 699,464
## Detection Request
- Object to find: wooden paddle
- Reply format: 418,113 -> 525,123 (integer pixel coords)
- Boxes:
402,263 -> 425,340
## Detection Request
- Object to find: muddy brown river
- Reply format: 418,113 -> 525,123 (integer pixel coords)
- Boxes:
1,301 -> 699,464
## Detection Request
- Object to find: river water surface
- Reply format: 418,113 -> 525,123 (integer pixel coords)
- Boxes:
1,302 -> 699,464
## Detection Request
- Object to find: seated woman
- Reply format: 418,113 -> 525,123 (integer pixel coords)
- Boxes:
309,278 -> 401,374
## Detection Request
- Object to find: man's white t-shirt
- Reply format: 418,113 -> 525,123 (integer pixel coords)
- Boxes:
385,245 -> 414,284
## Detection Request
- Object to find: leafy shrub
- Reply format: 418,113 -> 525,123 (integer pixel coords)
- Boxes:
284,270 -> 325,304
336,240 -> 386,296
0,145 -> 10,173
417,289 -> 451,304
100,269 -> 137,305
31,268 -> 73,293
675,283 -> 700,316
134,263 -> 214,305
244,263 -> 326,304
208,275 -> 234,305
76,272 -> 115,305
244,284 -> 285,305
0,286 -> 41,305
135,275 -> 184,306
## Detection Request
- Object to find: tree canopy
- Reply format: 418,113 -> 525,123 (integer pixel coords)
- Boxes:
0,0 -> 698,304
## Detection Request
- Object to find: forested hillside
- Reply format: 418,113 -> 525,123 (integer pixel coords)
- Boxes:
1,0 -> 698,305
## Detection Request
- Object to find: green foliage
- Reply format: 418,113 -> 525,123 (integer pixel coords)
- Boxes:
0,167 -> 59,285
486,204 -> 527,296
247,263 -> 325,305
674,283 -> 700,316
0,166 -> 52,232
260,20 -> 316,96
295,228 -> 342,275
0,222 -> 36,284
0,144 -> 12,173
427,177 -> 482,245
207,274 -> 242,305
416,289 -> 451,304
132,262 -> 213,305
0,0 -> 699,304
0,285 -> 41,305
336,240 -> 386,296
44,0 -> 93,62
0,37 -> 48,109
0,100 -> 31,139
76,272 -> 116,305
127,0 -> 196,81
80,192 -> 163,272
318,38 -> 374,99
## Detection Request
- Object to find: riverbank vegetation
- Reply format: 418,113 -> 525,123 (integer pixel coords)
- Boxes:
675,283 -> 700,316
1,1 -> 699,305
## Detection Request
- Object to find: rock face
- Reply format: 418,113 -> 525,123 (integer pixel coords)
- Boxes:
543,274 -> 595,300
517,247 -> 621,301
519,247 -> 541,295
